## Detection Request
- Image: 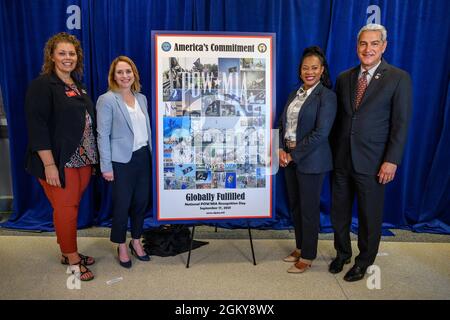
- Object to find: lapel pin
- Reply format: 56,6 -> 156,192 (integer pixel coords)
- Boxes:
374,73 -> 381,80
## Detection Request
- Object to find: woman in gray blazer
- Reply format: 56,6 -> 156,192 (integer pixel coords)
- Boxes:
96,56 -> 152,268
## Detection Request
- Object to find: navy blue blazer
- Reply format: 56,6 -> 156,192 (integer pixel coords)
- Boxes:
279,82 -> 337,174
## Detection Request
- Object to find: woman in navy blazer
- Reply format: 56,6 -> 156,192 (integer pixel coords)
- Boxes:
97,56 -> 152,268
278,46 -> 337,273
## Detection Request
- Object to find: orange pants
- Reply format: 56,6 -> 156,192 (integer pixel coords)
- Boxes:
39,166 -> 92,254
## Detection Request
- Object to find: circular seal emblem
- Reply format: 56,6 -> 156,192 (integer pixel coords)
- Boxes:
161,42 -> 171,52
257,43 -> 267,53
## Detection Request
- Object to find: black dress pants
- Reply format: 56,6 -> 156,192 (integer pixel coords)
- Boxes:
110,146 -> 151,244
284,162 -> 325,260
331,160 -> 386,268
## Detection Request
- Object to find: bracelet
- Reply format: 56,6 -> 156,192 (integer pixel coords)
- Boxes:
44,163 -> 55,167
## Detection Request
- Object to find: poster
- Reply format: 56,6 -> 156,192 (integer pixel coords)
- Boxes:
153,31 -> 275,221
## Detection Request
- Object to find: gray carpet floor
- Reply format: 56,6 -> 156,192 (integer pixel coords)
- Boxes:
0,231 -> 449,300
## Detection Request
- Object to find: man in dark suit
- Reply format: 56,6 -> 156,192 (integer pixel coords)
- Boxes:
330,24 -> 412,281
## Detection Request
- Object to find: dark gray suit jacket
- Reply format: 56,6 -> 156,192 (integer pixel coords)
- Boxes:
279,83 -> 337,174
332,59 -> 412,174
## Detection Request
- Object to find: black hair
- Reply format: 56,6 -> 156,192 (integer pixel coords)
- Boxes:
298,46 -> 332,89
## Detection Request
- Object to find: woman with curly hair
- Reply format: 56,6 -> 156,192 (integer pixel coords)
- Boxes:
24,32 -> 98,281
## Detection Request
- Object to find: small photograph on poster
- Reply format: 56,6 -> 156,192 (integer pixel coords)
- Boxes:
164,177 -> 177,189
165,164 -> 197,190
163,102 -> 176,117
225,148 -> 235,163
181,90 -> 202,117
164,157 -> 174,167
211,162 -> 225,172
194,146 -> 203,164
162,101 -> 183,117
193,133 -> 203,147
244,116 -> 264,127
218,58 -> 240,94
242,70 -> 265,90
221,104 -> 236,116
202,94 -> 221,116
175,164 -> 196,178
164,167 -> 175,177
244,90 -> 265,105
240,58 -> 265,71
162,57 -> 184,101
237,163 -> 256,174
225,172 -> 237,189
212,172 -> 226,188
211,146 -> 225,166
225,163 -> 237,171
172,142 -> 194,164
238,174 -> 257,188
203,146 -> 225,166
182,57 -> 219,97
163,117 -> 191,141
256,167 -> 266,187
164,144 -> 173,159
196,170 -> 212,184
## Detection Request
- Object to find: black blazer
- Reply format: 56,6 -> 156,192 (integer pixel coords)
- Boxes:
279,82 -> 337,174
331,59 -> 413,174
24,73 -> 95,187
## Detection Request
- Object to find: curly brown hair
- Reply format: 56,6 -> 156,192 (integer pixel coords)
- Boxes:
41,32 -> 84,79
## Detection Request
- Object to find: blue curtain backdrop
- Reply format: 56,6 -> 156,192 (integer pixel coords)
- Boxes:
0,0 -> 448,234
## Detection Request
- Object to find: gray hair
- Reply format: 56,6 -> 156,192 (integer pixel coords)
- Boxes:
357,24 -> 387,42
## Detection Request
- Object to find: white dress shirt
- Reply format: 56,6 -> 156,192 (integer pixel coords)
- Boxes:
126,98 -> 148,152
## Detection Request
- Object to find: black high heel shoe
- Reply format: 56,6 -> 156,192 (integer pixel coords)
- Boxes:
117,247 -> 132,268
129,241 -> 150,261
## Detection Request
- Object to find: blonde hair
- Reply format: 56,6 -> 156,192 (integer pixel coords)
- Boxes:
41,32 -> 84,78
108,56 -> 141,92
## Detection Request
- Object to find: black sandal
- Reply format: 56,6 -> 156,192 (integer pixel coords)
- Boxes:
69,260 -> 95,281
61,253 -> 95,266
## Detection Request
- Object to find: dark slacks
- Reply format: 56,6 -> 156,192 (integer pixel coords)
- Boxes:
331,159 -> 385,268
110,146 -> 151,244
284,162 -> 325,260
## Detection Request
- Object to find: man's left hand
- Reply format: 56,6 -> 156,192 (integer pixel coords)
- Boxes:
377,162 -> 397,184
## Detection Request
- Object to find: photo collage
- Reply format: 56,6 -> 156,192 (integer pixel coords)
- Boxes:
161,57 -> 268,190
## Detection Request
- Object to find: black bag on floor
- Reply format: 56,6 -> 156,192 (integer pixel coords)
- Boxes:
142,225 -> 208,257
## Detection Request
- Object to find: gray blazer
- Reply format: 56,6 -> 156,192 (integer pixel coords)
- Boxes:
96,90 -> 152,173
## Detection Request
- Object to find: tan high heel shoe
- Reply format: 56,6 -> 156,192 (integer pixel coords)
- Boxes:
287,260 -> 312,273
283,250 -> 301,262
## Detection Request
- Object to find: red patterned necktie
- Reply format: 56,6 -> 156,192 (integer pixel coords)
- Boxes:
355,70 -> 368,109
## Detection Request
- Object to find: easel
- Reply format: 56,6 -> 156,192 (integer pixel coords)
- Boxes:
186,221 -> 257,268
